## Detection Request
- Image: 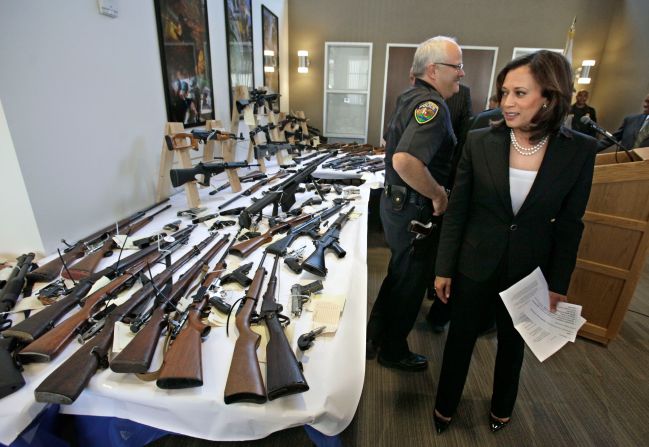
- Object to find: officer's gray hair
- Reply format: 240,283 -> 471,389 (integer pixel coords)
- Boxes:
411,36 -> 458,78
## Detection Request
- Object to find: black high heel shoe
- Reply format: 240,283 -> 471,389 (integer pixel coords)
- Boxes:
433,410 -> 452,434
489,413 -> 510,432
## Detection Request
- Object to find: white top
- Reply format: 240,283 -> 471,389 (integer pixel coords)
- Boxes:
510,167 -> 537,215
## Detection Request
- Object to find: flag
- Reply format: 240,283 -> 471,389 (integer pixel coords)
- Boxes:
563,16 -> 576,65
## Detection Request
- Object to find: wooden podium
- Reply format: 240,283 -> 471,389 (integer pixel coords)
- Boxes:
569,147 -> 649,344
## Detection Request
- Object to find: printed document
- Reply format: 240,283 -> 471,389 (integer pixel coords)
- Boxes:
499,267 -> 586,362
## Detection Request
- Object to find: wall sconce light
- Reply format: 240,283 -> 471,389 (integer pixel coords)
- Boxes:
298,50 -> 310,74
263,50 -> 276,73
577,59 -> 595,85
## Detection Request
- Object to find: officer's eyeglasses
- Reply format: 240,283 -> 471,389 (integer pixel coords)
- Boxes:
435,62 -> 464,72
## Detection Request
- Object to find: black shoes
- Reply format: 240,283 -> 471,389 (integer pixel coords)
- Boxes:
433,410 -> 452,434
377,352 -> 428,371
366,339 -> 380,360
489,413 -> 510,432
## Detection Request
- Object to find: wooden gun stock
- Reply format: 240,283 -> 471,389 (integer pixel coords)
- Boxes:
4,280 -> 95,342
230,213 -> 310,258
265,314 -> 308,400
34,328 -> 106,404
224,259 -> 267,404
61,238 -> 114,281
18,271 -> 139,362
156,296 -> 211,389
27,245 -> 86,283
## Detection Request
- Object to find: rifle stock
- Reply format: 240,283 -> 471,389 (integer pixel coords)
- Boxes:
61,238 -> 114,281
27,245 -> 85,283
0,337 -> 25,399
35,232 -> 216,404
262,255 -> 308,400
156,296 -> 211,389
229,214 -> 309,258
224,254 -> 268,404
301,207 -> 354,277
110,235 -> 229,373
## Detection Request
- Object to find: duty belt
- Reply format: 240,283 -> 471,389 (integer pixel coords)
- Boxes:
384,184 -> 431,206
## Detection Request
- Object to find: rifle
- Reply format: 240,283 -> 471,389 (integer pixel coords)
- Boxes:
34,231 -> 217,405
26,199 -> 169,283
254,142 -> 297,160
261,255 -> 309,400
301,207 -> 355,277
237,190 -> 283,229
267,152 -> 335,212
229,213 -> 310,258
224,253 -> 268,404
190,129 -> 244,142
62,204 -> 171,281
0,253 -> 36,399
3,226 -> 196,343
217,170 -> 288,211
170,160 -> 252,188
265,204 -> 344,256
17,249 -> 170,363
110,234 -> 229,374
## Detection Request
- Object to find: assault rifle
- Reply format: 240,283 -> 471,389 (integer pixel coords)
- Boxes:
170,160 -> 253,188
190,129 -> 244,142
34,231 -> 216,404
229,213 -> 311,258
110,234 -> 229,374
4,226 -> 196,343
261,255 -> 309,400
210,171 -> 267,196
301,207 -> 355,277
218,170 -> 289,211
224,252 -> 268,404
265,204 -> 344,256
0,253 -> 36,399
26,199 -> 170,283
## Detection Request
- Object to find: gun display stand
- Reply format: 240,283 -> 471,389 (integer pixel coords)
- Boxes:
202,119 -> 222,162
228,85 -> 265,178
267,110 -> 289,165
202,119 -> 242,193
155,122 -> 201,208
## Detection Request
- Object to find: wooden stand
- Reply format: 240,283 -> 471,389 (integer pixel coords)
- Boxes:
155,123 -> 200,208
569,147 -> 649,344
202,119 -> 222,162
268,110 -> 288,165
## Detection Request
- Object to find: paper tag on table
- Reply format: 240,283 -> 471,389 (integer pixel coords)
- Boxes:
243,106 -> 256,126
499,267 -> 586,362
305,294 -> 346,334
112,321 -> 137,354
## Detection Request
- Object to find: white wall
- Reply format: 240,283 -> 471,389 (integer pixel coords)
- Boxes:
0,0 -> 288,254
0,98 -> 44,258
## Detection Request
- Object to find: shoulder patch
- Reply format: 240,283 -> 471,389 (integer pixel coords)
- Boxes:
414,101 -> 439,125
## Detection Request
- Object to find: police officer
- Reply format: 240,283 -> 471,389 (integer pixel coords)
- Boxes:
367,36 -> 464,371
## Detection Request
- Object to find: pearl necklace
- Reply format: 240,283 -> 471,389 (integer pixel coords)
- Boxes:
510,129 -> 548,156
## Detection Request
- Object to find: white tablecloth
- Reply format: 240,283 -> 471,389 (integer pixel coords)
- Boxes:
0,157 -> 378,444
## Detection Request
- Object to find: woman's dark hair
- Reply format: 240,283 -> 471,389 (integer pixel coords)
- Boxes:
495,50 -> 573,143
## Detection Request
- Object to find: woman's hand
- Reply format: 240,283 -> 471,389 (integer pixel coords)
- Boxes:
549,291 -> 567,313
434,276 -> 452,303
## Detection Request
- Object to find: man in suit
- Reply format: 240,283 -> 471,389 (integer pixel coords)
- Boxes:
366,36 -> 462,371
599,93 -> 649,151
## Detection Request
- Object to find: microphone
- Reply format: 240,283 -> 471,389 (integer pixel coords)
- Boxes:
580,115 -> 617,141
580,115 -> 633,161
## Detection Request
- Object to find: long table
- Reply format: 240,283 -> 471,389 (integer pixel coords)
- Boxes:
1,160 -> 381,446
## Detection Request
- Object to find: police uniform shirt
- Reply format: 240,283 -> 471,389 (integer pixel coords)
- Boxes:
384,78 -> 457,189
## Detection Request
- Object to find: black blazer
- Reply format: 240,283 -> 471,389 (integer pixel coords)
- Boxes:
613,114 -> 649,149
436,126 -> 597,294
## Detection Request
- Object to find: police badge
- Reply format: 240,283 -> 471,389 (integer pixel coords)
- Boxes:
414,101 -> 439,125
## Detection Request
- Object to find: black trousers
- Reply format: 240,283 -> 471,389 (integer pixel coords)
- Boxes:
435,268 -> 525,419
367,193 -> 441,360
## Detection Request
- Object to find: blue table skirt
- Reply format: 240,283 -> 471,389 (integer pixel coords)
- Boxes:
3,405 -> 343,447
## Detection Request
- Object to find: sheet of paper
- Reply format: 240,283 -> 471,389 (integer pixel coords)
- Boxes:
499,267 -> 587,361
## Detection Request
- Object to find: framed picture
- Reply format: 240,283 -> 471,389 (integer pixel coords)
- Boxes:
224,0 -> 254,109
262,5 -> 279,95
154,0 -> 215,126
512,47 -> 563,60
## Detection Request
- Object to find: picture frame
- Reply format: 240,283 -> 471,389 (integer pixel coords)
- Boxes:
154,0 -> 215,126
261,5 -> 279,96
224,0 -> 254,110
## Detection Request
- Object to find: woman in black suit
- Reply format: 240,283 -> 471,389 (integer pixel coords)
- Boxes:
432,51 -> 597,433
